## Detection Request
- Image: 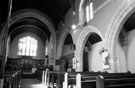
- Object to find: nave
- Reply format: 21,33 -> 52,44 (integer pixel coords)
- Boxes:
3,70 -> 47,88
3,68 -> 135,88
20,79 -> 45,88
2,0 -> 135,88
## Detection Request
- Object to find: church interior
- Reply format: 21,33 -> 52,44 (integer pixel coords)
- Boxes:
1,0 -> 135,88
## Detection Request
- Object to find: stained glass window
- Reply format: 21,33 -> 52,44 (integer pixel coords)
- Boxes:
18,36 -> 37,56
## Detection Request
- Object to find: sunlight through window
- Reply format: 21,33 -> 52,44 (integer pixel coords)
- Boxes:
86,1 -> 93,22
18,36 -> 37,56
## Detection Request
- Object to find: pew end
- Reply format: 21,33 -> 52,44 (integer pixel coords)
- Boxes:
96,75 -> 104,88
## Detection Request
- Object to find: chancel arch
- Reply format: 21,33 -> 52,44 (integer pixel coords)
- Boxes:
9,9 -> 57,63
0,9 -> 57,72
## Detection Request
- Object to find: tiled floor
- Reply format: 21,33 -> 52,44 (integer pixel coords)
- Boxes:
20,79 -> 46,88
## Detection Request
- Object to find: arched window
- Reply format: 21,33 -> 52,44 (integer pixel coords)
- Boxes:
17,36 -> 38,56
79,0 -> 93,23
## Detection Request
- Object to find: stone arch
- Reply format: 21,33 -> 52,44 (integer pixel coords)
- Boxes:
62,33 -> 74,55
9,32 -> 44,59
8,9 -> 57,60
75,26 -> 103,71
105,0 -> 135,72
57,29 -> 73,59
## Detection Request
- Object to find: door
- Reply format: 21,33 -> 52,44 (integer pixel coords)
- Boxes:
83,51 -> 89,72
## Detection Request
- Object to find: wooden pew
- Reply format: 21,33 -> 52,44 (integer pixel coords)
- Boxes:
35,69 -> 43,82
4,70 -> 21,88
46,71 -> 108,88
46,71 -> 134,88
96,73 -> 135,88
67,71 -> 109,88
48,71 -> 65,88
68,72 -> 134,88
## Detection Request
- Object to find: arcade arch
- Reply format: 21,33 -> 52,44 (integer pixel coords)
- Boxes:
106,0 -> 135,72
75,26 -> 103,71
60,33 -> 74,72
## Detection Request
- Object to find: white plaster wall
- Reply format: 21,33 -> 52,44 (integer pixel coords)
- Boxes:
116,43 -> 127,72
128,30 -> 135,73
64,0 -> 124,39
64,9 -> 79,29
116,29 -> 135,73
62,45 -> 74,56
55,44 -> 74,70
8,33 -> 45,59
88,0 -> 124,37
90,41 -> 104,71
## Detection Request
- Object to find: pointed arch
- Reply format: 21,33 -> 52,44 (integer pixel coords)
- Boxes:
57,29 -> 74,59
8,9 -> 57,61
75,26 -> 103,71
105,0 -> 135,72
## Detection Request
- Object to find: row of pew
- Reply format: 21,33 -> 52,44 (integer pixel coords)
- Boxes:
4,69 -> 45,88
43,70 -> 135,88
3,70 -> 21,88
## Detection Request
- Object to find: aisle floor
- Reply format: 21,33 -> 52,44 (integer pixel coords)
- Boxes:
20,79 -> 46,88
